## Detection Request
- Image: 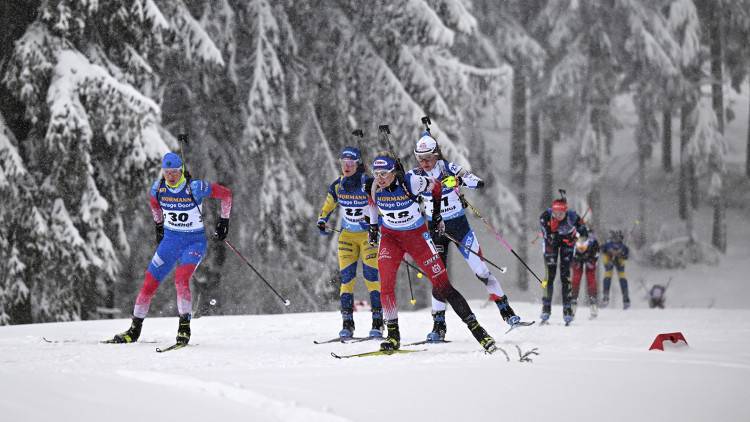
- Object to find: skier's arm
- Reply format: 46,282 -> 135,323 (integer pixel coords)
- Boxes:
455,167 -> 485,189
539,211 -> 549,238
209,183 -> 233,219
318,181 -> 339,223
429,179 -> 443,218
149,195 -> 163,223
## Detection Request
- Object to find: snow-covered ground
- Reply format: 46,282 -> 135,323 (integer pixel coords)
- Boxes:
1,302 -> 748,422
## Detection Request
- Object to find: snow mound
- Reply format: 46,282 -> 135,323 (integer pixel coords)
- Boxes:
643,236 -> 721,268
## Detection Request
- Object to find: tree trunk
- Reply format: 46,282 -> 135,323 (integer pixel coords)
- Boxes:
679,101 -> 698,219
511,66 -> 529,290
747,68 -> 750,178
662,109 -> 673,172
540,115 -> 554,210
710,2 -> 727,252
530,110 -> 540,155
636,149 -> 647,248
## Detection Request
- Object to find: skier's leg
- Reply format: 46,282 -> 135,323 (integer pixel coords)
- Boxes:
174,237 -> 207,315
454,225 -> 519,324
172,237 -> 207,345
360,233 -> 383,336
134,236 -> 182,318
602,254 -> 613,307
408,226 -> 496,352
377,230 -> 405,323
542,244 -> 558,320
428,221 -> 451,313
113,236 -> 180,343
616,258 -> 630,309
337,231 -> 359,336
571,261 -> 583,313
560,244 -> 574,322
425,221 -> 450,341
585,262 -> 598,304
377,229 -> 405,351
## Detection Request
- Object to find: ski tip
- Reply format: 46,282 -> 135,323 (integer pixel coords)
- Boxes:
331,352 -> 342,359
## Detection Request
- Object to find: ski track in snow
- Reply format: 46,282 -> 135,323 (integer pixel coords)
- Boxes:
116,370 -> 350,422
1,302 -> 749,422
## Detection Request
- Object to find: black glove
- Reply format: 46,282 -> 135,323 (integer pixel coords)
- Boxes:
317,219 -> 330,236
212,218 -> 229,241
368,224 -> 379,246
155,222 -> 164,244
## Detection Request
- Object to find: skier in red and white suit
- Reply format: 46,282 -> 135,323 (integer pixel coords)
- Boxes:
365,153 -> 496,353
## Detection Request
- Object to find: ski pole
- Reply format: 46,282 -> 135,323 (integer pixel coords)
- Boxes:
405,265 -> 417,305
460,196 -> 544,285
441,232 -> 507,274
223,239 -> 291,306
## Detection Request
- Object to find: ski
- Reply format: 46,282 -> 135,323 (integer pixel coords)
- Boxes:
401,339 -> 452,347
331,348 -> 426,359
155,343 -> 189,353
313,336 -> 369,345
99,338 -> 158,344
505,320 -> 536,334
43,337 -> 75,343
349,336 -> 385,343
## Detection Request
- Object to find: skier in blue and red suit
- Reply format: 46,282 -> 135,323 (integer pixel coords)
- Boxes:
108,152 -> 232,345
539,196 -> 588,325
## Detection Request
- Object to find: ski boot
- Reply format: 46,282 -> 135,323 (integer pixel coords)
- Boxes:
111,316 -> 143,343
369,307 -> 384,338
570,299 -> 578,316
623,298 -> 631,310
339,318 -> 355,339
465,316 -> 496,353
380,320 -> 400,352
540,304 -> 551,325
494,295 -> 520,326
563,305 -> 574,326
601,295 -> 610,308
176,314 -> 191,345
426,310 -> 447,342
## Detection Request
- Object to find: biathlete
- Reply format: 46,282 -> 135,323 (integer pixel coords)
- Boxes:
108,152 -> 232,345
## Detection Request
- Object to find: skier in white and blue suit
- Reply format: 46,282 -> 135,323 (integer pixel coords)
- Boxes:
408,132 -> 521,341
107,152 -> 233,346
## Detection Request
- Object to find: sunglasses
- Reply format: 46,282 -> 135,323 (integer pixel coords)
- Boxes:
551,210 -> 566,219
374,169 -> 394,178
415,152 -> 436,161
163,168 -> 182,176
339,158 -> 359,166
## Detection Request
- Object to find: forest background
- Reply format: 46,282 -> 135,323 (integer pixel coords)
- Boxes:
1,0 -> 749,324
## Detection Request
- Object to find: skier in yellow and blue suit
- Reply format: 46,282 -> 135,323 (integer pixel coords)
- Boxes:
317,147 -> 383,339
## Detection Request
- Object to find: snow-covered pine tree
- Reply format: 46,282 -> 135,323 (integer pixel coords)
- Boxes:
0,1 -> 223,322
0,113 -> 30,325
471,0 -> 547,290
